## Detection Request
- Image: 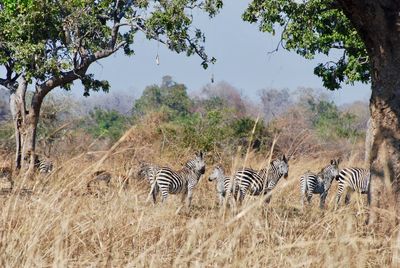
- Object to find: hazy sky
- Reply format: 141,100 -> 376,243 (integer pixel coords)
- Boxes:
4,1 -> 372,105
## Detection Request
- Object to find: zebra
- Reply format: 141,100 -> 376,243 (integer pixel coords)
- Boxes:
300,159 -> 340,209
208,165 -> 238,206
88,170 -> 112,185
335,167 -> 371,208
151,151 -> 206,208
87,170 -> 113,193
0,166 -> 13,190
234,155 -> 289,204
34,155 -> 53,173
137,162 -> 160,198
137,162 -> 159,183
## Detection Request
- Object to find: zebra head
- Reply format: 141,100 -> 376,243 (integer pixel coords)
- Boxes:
273,154 -> 289,179
320,159 -> 340,189
186,151 -> 206,175
208,165 -> 224,182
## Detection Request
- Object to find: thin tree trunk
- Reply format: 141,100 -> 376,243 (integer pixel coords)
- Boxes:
8,77 -> 47,179
9,77 -> 28,171
23,87 -> 45,179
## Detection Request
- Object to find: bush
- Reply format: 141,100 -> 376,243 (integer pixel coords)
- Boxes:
310,100 -> 362,139
86,108 -> 129,141
133,76 -> 192,118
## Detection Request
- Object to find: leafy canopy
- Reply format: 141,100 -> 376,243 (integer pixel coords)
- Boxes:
133,76 -> 192,117
243,0 -> 370,90
0,0 -> 222,94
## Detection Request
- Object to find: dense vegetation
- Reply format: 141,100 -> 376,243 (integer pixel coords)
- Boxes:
0,76 -> 368,159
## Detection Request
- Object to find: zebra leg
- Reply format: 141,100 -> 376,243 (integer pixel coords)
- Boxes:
306,192 -> 312,205
151,185 -> 159,204
264,191 -> 272,204
319,192 -> 327,209
345,191 -> 351,205
187,188 -> 193,208
301,192 -> 306,208
159,186 -> 169,203
218,193 -> 224,207
335,185 -> 344,209
367,189 -> 372,206
239,189 -> 246,206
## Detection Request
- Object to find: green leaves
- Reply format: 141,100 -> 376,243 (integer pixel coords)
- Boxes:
87,108 -> 128,141
0,0 -> 221,94
132,76 -> 192,118
243,0 -> 370,90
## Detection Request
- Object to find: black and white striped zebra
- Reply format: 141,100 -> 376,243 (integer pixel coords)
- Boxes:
208,165 -> 238,206
0,166 -> 13,189
137,162 -> 160,202
234,155 -> 289,204
34,156 -> 53,174
300,159 -> 340,209
137,162 -> 159,183
335,167 -> 371,208
151,152 -> 206,207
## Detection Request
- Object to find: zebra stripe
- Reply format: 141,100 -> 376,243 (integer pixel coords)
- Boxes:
138,162 -> 159,183
34,156 -> 53,174
300,159 -> 340,209
234,155 -> 289,204
336,167 -> 371,207
138,162 -> 160,202
208,165 -> 238,206
151,152 -> 206,207
0,166 -> 13,189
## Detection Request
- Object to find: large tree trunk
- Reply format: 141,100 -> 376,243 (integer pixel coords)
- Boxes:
369,52 -> 400,215
337,0 -> 400,216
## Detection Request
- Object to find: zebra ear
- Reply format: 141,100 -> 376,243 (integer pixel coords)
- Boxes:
282,154 -> 287,163
196,151 -> 203,159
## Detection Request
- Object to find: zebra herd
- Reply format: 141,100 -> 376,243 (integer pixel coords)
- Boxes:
139,152 -> 372,209
0,155 -> 53,189
0,151 -> 371,210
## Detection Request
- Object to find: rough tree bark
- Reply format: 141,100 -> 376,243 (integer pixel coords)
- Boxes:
8,76 -> 48,178
337,0 -> 400,214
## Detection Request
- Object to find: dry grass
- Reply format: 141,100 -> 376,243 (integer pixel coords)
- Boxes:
0,131 -> 398,267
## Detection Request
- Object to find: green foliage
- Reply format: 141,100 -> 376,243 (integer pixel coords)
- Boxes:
243,0 -> 370,90
0,0 -> 221,94
308,100 -> 361,139
87,108 -> 128,141
132,77 -> 270,152
133,76 -> 192,118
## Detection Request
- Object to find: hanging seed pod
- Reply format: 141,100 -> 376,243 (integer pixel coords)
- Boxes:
156,54 -> 160,65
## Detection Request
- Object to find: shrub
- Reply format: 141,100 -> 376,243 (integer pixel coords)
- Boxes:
86,108 -> 129,141
310,100 -> 362,139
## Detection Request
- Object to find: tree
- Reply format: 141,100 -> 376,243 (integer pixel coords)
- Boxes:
259,88 -> 291,122
87,108 -> 128,142
0,0 -> 221,176
133,76 -> 192,117
243,0 -> 400,213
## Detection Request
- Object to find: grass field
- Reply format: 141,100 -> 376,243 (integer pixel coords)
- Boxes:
0,135 -> 398,267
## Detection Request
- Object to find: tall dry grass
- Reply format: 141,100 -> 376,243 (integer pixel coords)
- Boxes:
0,125 -> 398,267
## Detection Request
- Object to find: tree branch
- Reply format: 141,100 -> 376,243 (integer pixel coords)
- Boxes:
39,41 -> 127,99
